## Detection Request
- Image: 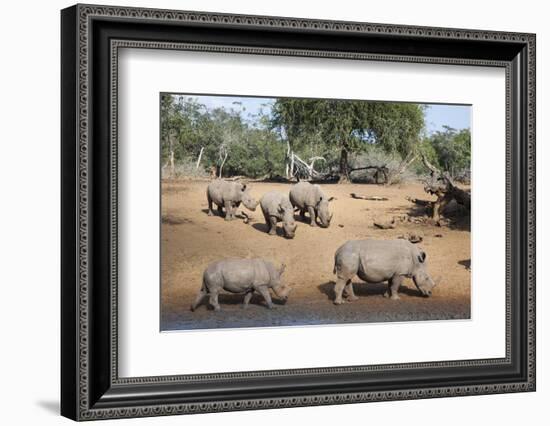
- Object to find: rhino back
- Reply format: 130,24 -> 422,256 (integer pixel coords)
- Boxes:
208,180 -> 243,205
336,240 -> 415,282
205,259 -> 268,293
290,181 -> 320,208
359,240 -> 416,280
260,191 -> 284,217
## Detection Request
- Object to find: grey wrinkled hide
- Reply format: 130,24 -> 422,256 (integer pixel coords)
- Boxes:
289,181 -> 333,227
191,258 -> 292,311
206,180 -> 258,221
260,191 -> 297,238
332,239 -> 437,305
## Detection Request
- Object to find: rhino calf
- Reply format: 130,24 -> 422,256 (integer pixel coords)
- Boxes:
206,180 -> 258,221
260,191 -> 297,238
289,181 -> 334,227
332,239 -> 438,305
191,258 -> 292,311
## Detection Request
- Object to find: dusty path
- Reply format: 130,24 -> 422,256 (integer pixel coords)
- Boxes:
161,180 -> 470,331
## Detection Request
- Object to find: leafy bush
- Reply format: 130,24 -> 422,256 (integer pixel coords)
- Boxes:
422,126 -> 471,178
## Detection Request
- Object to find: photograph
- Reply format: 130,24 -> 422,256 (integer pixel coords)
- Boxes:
159,93 -> 472,331
57,3 -> 536,420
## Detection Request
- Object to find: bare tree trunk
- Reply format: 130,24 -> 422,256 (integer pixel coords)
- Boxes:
290,152 -> 295,179
167,131 -> 176,180
285,140 -> 291,179
219,152 -> 228,178
195,146 -> 204,170
169,150 -> 175,180
338,147 -> 350,183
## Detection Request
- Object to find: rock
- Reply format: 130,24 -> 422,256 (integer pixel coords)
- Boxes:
397,232 -> 423,243
407,233 -> 423,243
374,217 -> 397,229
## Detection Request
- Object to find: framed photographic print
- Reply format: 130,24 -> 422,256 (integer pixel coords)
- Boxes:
61,4 -> 536,421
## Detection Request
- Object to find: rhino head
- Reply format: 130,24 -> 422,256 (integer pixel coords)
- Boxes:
280,206 -> 297,239
272,264 -> 292,301
412,250 -> 438,297
240,184 -> 258,211
317,196 -> 335,228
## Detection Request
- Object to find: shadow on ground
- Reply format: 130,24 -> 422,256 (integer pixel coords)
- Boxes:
317,280 -> 425,301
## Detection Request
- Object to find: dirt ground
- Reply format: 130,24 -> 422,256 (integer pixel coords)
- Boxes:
160,180 -> 471,331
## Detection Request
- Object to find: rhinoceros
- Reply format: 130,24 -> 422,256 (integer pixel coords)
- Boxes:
190,258 -> 292,311
260,191 -> 297,238
332,239 -> 438,305
206,180 -> 258,221
289,181 -> 334,227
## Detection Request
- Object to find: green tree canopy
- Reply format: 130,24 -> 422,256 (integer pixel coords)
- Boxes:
271,98 -> 425,181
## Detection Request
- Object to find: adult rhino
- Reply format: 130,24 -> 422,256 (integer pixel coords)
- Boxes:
206,180 -> 258,221
289,181 -> 334,228
190,258 -> 292,311
260,191 -> 297,238
332,239 -> 438,305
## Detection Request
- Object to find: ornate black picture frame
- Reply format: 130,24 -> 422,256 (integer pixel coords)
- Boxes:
61,4 -> 536,421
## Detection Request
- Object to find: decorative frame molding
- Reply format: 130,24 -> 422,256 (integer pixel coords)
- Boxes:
61,4 -> 536,421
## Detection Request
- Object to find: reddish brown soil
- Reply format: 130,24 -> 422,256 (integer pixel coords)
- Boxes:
161,180 -> 470,330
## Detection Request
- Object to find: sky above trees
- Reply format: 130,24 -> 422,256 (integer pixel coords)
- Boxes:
172,94 -> 471,135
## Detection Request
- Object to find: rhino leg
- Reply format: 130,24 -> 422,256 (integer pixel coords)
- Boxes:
333,278 -> 350,305
256,286 -> 274,309
307,206 -> 317,226
344,281 -> 359,301
243,291 -> 254,309
384,275 -> 403,300
334,254 -> 358,304
268,216 -> 278,235
224,200 -> 234,221
207,193 -> 214,216
190,288 -> 206,311
299,208 -> 306,220
217,204 -> 224,216
262,210 -> 271,232
209,289 -> 221,311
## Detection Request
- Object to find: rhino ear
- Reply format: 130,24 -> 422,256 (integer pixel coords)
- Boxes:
418,251 -> 427,263
278,264 -> 286,276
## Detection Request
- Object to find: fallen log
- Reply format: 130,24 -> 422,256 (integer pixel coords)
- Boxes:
350,193 -> 388,201
225,175 -> 246,181
406,196 -> 432,207
373,216 -> 399,229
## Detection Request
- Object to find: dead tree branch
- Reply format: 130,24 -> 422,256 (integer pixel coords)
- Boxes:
420,152 -> 471,223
